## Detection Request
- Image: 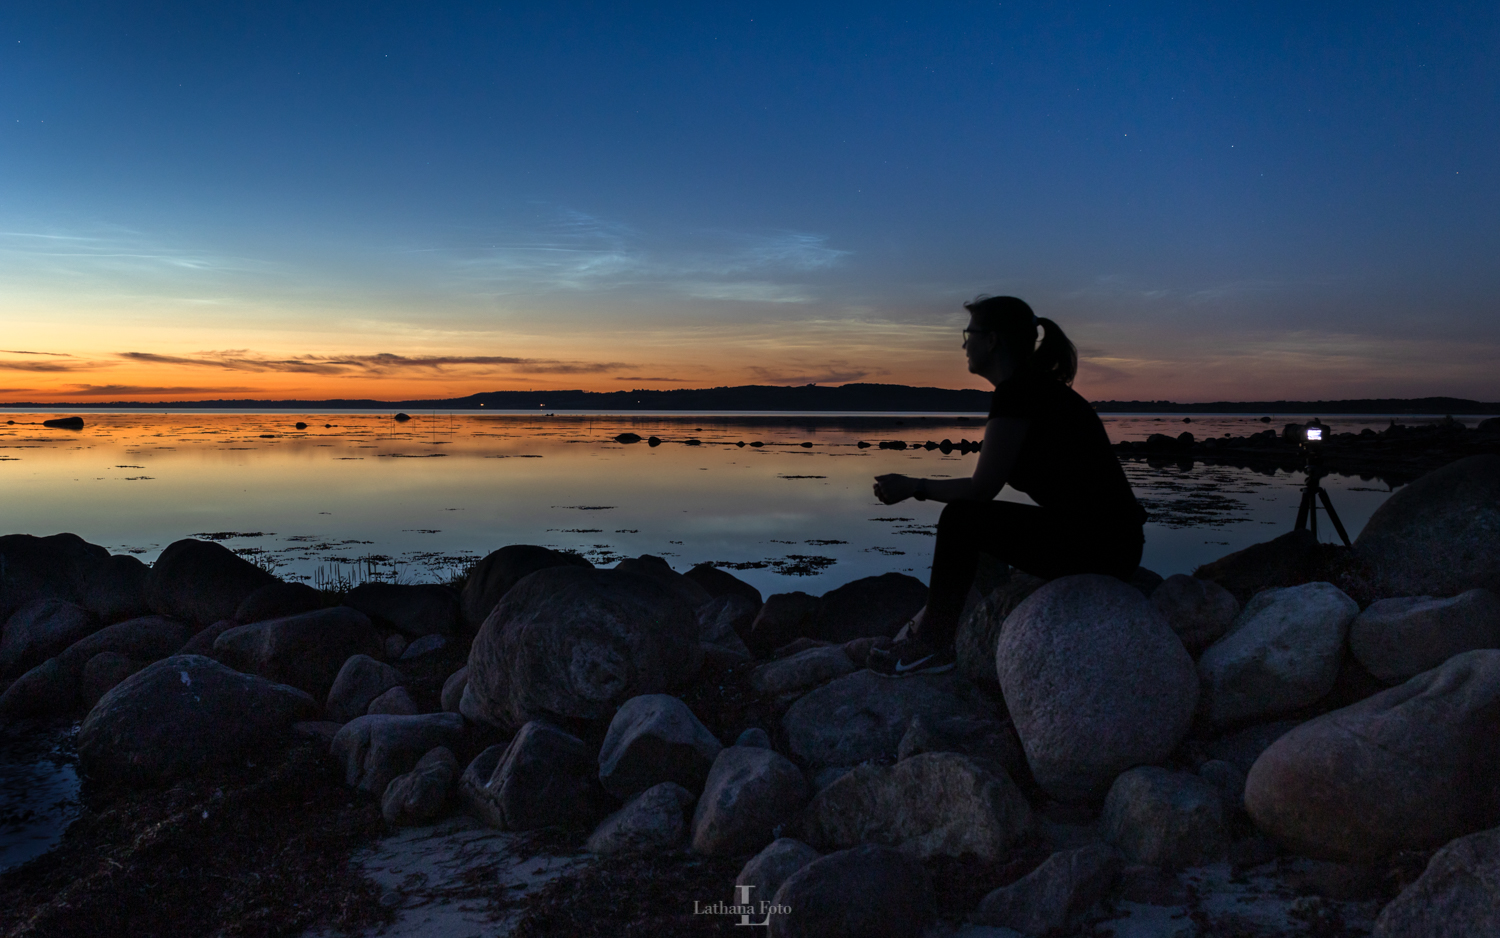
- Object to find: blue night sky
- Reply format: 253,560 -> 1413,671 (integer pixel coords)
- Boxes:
3,2 -> 1497,402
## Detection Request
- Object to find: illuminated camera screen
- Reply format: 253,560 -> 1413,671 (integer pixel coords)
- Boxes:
1305,427 -> 1324,442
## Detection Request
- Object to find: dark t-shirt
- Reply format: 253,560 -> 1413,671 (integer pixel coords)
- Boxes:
989,372 -> 1146,528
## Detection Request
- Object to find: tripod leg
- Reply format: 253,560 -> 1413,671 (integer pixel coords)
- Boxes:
1310,486 -> 1318,538
1295,486 -> 1313,531
1318,488 -> 1353,548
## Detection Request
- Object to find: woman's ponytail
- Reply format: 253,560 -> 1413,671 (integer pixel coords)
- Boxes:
1031,317 -> 1078,386
963,295 -> 1077,385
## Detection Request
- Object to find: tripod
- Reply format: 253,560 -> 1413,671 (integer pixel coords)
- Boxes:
1294,447 -> 1352,547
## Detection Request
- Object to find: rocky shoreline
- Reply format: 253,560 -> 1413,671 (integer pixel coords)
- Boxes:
1,453 -> 1498,937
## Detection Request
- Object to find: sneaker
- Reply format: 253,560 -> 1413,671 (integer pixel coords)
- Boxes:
867,635 -> 956,677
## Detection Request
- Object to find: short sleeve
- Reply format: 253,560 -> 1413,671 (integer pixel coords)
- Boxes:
987,376 -> 1033,421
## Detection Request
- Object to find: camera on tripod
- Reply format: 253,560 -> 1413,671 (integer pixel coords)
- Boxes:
1292,421 -> 1350,547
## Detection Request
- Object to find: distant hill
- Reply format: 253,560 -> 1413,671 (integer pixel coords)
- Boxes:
4,384 -> 1496,414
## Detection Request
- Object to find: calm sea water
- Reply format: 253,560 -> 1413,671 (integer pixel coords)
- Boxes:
0,408 -> 1484,872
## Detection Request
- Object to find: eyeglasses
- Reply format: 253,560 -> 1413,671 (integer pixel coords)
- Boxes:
962,329 -> 994,343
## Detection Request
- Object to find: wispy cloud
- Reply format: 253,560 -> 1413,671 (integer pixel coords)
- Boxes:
614,375 -> 694,383
444,209 -> 849,302
0,359 -> 92,372
745,364 -> 872,385
116,350 -> 629,376
62,384 -> 261,397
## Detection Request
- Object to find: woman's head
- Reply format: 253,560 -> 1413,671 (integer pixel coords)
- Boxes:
962,295 -> 1077,385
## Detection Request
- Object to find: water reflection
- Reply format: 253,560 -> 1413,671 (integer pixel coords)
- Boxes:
0,720 -> 79,874
0,410 -> 1460,593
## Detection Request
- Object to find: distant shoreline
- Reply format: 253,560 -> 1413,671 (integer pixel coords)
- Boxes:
1,382 -> 1496,415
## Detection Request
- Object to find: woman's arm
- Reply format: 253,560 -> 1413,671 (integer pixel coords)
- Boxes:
873,416 -> 1027,505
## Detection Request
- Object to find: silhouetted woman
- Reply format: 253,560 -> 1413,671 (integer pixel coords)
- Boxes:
868,295 -> 1145,675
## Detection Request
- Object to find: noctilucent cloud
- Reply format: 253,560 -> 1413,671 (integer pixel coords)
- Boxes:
3,3 -> 1497,404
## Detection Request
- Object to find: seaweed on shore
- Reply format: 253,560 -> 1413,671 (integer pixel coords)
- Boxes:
0,739 -> 391,938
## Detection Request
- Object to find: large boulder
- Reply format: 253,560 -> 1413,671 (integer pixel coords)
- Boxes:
1244,649 -> 1500,861
799,753 -> 1034,861
614,555 -> 713,609
974,843 -> 1121,934
458,544 -> 593,630
691,746 -> 810,856
234,580 -> 322,624
1193,529 -> 1319,605
1151,574 -> 1240,657
331,712 -> 464,796
750,646 -> 856,703
1356,455 -> 1500,598
768,844 -> 935,938
685,563 -> 763,607
1197,582 -> 1359,729
77,655 -> 318,786
463,566 -> 701,732
460,720 -> 609,830
79,652 -> 146,710
996,574 -> 1198,802
1100,767 -> 1229,868
80,554 -> 151,624
596,694 -> 723,801
954,574 -> 1045,696
1,599 -> 100,678
807,573 -> 927,644
697,595 -> 759,656
736,839 -> 821,904
0,533 -> 109,622
745,592 -> 820,658
1350,589 -> 1500,684
381,746 -> 459,827
325,654 -> 406,723
586,782 -> 695,854
213,607 -> 383,699
144,539 -> 277,625
782,670 -> 1007,775
1372,824 -> 1500,938
56,615 -> 193,673
342,582 -> 460,637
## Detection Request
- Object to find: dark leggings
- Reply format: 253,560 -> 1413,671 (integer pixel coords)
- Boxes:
916,499 -> 1144,648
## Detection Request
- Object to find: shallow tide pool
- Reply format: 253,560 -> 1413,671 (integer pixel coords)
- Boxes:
0,409 -> 1460,595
